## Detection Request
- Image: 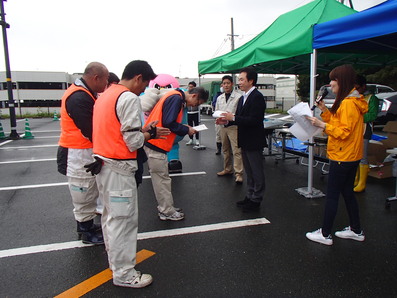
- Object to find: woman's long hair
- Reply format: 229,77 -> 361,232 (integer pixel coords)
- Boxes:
329,64 -> 356,114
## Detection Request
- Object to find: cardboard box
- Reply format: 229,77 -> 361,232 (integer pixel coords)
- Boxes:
313,135 -> 328,158
368,162 -> 393,179
367,141 -> 391,178
381,121 -> 397,149
366,121 -> 397,179
313,144 -> 327,158
383,121 -> 397,134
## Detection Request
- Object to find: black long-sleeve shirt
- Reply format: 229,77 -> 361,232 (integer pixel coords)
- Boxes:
65,79 -> 96,142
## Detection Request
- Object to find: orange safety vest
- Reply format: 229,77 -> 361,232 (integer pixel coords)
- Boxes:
145,89 -> 184,152
93,84 -> 137,160
58,84 -> 95,149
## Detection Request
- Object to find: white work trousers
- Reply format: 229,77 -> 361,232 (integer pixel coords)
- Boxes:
220,125 -> 243,177
67,176 -> 98,222
96,163 -> 138,282
144,146 -> 176,215
215,123 -> 221,143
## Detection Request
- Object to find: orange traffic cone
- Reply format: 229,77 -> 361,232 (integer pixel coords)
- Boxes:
22,118 -> 34,139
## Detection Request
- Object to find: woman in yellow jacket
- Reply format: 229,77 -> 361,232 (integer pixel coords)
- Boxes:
306,64 -> 368,246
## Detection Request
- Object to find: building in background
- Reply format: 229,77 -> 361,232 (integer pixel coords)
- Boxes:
276,76 -> 299,111
0,71 -> 288,116
0,71 -> 79,116
257,76 -> 276,109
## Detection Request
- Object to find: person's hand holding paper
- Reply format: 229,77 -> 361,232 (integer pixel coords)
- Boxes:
305,115 -> 326,130
287,102 -> 323,141
214,111 -> 234,125
212,110 -> 227,118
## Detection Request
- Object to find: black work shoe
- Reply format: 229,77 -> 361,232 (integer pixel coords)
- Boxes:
236,197 -> 250,207
81,230 -> 104,245
77,220 -> 101,240
242,200 -> 260,212
215,143 -> 222,155
77,220 -> 104,245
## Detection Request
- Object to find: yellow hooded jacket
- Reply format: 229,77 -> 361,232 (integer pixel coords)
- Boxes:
321,89 -> 368,162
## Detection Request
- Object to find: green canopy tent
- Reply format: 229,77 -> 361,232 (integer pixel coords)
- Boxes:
198,0 -> 358,199
198,0 -> 397,198
198,0 -> 357,75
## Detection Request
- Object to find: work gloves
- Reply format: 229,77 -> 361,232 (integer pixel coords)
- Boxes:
84,157 -> 103,176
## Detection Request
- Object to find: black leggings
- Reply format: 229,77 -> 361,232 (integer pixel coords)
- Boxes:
322,160 -> 361,236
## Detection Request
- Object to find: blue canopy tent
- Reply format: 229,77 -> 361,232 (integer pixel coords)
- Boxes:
313,0 -> 397,54
199,0 -> 397,198
294,0 -> 397,197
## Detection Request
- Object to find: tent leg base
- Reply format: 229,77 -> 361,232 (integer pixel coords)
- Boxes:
295,187 -> 325,199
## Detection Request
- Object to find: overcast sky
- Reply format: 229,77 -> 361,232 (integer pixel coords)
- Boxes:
0,0 -> 387,78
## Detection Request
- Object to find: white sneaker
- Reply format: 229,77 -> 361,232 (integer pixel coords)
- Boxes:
306,228 -> 333,246
195,140 -> 200,146
335,226 -> 365,242
158,211 -> 185,221
186,139 -> 193,145
113,272 -> 153,288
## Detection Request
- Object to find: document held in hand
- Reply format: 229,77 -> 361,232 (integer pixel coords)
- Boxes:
287,102 -> 323,141
192,124 -> 208,132
212,110 -> 227,118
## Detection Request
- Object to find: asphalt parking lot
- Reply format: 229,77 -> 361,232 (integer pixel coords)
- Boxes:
0,116 -> 396,297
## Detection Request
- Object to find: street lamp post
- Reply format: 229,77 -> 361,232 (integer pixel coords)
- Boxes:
0,0 -> 19,139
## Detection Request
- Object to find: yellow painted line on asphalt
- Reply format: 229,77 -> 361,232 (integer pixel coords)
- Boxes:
54,249 -> 155,298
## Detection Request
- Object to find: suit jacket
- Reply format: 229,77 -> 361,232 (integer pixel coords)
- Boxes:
234,88 -> 266,150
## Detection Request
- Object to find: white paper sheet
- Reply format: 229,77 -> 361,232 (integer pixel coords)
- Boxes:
212,110 -> 227,118
287,102 -> 323,141
193,124 -> 208,132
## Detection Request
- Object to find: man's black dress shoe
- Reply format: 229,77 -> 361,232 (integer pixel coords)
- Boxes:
242,200 -> 260,212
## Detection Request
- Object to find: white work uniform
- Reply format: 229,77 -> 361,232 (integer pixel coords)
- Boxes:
63,79 -> 99,223
66,148 -> 99,222
95,91 -> 145,283
215,90 -> 243,177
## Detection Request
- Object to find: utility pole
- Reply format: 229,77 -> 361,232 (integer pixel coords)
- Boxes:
227,18 -> 239,85
0,0 -> 19,139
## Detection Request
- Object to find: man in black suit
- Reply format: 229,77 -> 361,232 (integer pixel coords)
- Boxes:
217,67 -> 266,211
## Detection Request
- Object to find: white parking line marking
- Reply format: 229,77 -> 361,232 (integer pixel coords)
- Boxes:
0,218 -> 270,259
138,217 -> 270,240
27,130 -> 60,133
0,144 -> 58,150
0,140 -> 14,147
0,182 -> 68,191
0,171 -> 207,191
0,158 -> 56,164
30,136 -> 60,139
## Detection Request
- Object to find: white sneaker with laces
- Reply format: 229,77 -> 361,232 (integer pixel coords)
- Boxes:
186,139 -> 193,145
158,210 -> 185,221
113,272 -> 153,288
306,228 -> 333,246
335,226 -> 365,241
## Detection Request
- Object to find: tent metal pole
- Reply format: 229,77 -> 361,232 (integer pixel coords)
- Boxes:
308,50 -> 316,192
296,49 -> 325,199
